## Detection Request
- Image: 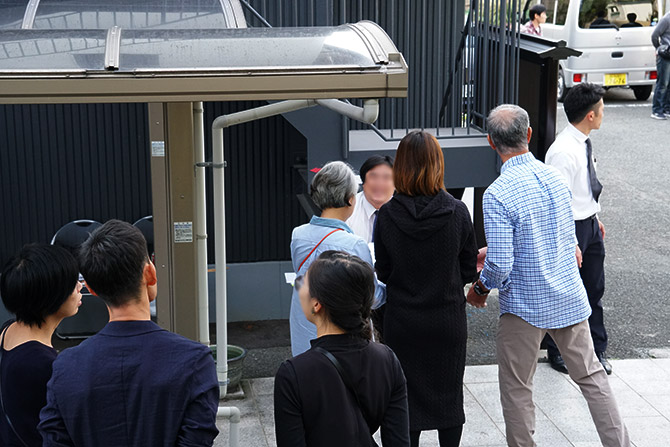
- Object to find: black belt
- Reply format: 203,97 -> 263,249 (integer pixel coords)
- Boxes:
576,214 -> 597,222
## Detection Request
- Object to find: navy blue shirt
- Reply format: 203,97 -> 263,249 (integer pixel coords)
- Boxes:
0,320 -> 57,446
38,320 -> 219,446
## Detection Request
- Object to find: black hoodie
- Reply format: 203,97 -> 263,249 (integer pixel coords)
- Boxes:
373,189 -> 479,430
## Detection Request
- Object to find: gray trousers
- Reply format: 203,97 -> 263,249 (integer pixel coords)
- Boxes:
496,313 -> 630,447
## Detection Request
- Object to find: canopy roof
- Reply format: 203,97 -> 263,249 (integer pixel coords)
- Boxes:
0,1 -> 407,104
1,0 -> 247,30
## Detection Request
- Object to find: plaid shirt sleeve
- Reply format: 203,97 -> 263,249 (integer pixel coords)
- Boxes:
479,190 -> 514,291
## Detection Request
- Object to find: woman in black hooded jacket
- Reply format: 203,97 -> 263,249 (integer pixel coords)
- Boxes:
374,131 -> 479,447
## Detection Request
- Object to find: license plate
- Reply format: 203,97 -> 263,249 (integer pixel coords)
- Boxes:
604,73 -> 627,86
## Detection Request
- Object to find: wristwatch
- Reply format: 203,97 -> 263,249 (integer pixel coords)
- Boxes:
472,280 -> 490,296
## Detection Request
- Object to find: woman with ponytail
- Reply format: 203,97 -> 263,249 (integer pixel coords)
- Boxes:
274,251 -> 409,447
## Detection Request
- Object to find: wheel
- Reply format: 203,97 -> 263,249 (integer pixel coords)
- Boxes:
557,69 -> 570,103
632,85 -> 652,101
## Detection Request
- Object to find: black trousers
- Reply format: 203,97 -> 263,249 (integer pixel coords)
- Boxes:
410,425 -> 463,447
547,216 -> 607,356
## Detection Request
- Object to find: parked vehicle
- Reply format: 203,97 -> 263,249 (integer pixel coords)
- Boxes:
525,0 -> 664,101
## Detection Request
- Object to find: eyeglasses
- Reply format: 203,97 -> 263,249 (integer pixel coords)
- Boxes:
294,275 -> 305,291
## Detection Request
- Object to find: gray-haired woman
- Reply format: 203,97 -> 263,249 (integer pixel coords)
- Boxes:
289,161 -> 386,355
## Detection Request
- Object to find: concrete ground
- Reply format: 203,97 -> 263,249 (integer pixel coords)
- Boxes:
214,358 -> 670,447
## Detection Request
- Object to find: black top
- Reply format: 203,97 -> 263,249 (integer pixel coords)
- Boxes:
0,320 -> 57,447
374,191 -> 478,430
274,334 -> 409,447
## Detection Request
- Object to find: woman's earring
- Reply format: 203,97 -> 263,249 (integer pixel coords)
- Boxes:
311,308 -> 316,315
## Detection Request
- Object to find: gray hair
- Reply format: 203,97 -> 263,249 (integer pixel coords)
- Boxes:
310,161 -> 358,210
486,104 -> 530,154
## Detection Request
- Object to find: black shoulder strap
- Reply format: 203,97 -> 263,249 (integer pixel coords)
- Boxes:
314,346 -> 374,433
0,325 -> 30,447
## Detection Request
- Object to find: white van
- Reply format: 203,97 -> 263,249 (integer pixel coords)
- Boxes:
530,0 -> 664,101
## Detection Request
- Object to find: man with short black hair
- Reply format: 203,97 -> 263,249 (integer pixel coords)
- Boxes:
346,155 -> 394,341
545,83 -> 612,375
590,10 -> 611,28
651,11 -> 670,119
39,220 -> 219,446
620,13 -> 642,28
346,155 -> 394,244
521,4 -> 546,36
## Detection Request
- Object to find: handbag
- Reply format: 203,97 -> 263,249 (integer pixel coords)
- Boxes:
0,323 -> 30,447
659,44 -> 670,60
314,346 -> 377,443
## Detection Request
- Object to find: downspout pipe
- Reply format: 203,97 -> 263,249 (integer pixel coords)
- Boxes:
211,98 -> 379,398
193,102 -> 210,345
217,406 -> 241,447
315,99 -> 379,124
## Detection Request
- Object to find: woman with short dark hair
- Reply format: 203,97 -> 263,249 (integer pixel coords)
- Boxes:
374,131 -> 479,446
0,244 -> 82,446
275,251 -> 409,447
289,161 -> 385,355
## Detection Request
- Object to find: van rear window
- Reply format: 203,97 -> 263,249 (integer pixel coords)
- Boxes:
579,0 -> 659,28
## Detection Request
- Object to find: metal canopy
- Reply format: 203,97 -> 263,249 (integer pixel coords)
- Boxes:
1,0 -> 247,30
0,20 -> 408,104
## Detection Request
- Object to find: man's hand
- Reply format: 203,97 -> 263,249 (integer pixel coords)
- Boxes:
576,245 -> 583,268
477,247 -> 488,272
598,219 -> 606,240
467,281 -> 488,308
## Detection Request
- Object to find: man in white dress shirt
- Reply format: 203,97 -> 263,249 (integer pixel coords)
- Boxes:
346,155 -> 395,243
347,155 -> 394,341
545,83 -> 612,375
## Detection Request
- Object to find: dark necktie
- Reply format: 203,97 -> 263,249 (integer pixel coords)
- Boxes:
586,138 -> 602,202
371,210 -> 378,243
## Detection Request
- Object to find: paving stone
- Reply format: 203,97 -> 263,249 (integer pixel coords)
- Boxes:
623,416 -> 670,447
641,394 -> 670,420
495,420 -> 572,446
463,364 -> 499,384
212,360 -> 670,446
462,390 -> 506,446
251,377 -> 276,397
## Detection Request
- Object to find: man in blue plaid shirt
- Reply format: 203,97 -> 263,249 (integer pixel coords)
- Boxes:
466,105 -> 629,446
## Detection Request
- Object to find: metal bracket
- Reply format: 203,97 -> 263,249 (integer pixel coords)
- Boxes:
21,0 -> 40,29
104,26 -> 122,71
195,161 -> 227,168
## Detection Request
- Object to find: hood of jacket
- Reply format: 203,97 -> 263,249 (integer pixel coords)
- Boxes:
384,190 -> 457,240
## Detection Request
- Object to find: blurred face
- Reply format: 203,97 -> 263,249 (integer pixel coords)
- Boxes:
58,281 -> 83,318
296,273 -> 318,324
537,11 -> 547,24
362,164 -> 394,208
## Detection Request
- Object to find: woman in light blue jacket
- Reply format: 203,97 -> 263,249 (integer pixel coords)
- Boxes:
289,161 -> 385,355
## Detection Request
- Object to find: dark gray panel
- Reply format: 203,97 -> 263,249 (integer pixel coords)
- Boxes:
203,101 -> 308,263
0,103 -> 152,267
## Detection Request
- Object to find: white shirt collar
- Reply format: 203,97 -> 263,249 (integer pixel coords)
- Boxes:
566,123 -> 590,144
358,191 -> 378,219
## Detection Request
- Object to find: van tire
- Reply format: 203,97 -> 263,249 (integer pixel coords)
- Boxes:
632,86 -> 652,101
558,70 -> 570,103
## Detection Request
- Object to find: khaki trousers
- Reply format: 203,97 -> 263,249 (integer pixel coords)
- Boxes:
496,313 -> 630,447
